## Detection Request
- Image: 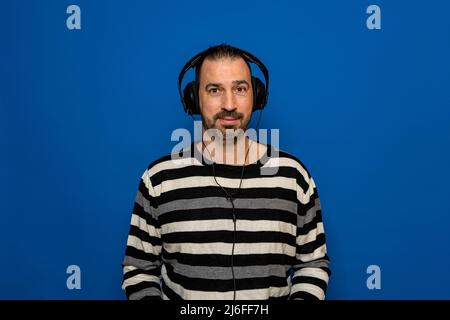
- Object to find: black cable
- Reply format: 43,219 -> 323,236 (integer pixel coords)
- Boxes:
210,146 -> 247,301
191,109 -> 264,300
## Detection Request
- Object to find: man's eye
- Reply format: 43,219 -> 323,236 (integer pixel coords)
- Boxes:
208,88 -> 220,95
235,87 -> 248,95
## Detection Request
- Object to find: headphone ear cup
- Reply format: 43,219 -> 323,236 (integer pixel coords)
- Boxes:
183,81 -> 200,115
252,76 -> 267,111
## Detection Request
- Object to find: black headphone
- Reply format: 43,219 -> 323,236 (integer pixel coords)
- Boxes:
177,46 -> 269,115
178,46 -> 269,300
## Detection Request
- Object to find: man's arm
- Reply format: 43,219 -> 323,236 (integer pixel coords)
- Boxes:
122,169 -> 162,300
290,175 -> 331,300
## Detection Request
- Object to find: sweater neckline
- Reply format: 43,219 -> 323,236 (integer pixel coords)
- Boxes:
190,140 -> 271,172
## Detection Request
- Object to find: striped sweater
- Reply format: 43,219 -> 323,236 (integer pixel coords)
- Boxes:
122,142 -> 331,300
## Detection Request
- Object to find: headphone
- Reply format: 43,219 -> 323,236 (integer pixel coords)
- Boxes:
177,45 -> 269,300
177,46 -> 270,115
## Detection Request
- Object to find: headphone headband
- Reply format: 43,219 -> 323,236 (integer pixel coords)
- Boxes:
178,46 -> 269,115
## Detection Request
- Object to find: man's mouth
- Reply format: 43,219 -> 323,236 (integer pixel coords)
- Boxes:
218,117 -> 239,125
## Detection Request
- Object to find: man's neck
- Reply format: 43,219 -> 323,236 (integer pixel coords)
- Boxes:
200,132 -> 265,166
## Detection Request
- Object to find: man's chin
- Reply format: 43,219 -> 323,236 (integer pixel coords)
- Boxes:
221,125 -> 238,130
221,126 -> 248,139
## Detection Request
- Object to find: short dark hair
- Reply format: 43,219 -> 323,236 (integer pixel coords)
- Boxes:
194,44 -> 252,84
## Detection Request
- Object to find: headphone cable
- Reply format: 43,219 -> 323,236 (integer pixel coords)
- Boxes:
190,109 -> 264,300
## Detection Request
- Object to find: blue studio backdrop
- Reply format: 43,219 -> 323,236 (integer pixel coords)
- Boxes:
1,0 -> 449,299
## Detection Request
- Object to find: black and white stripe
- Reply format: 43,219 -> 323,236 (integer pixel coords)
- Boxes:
122,142 -> 330,300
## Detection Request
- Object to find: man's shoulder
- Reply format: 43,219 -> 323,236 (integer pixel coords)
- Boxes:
142,144 -> 198,177
266,145 -> 314,180
144,152 -> 175,172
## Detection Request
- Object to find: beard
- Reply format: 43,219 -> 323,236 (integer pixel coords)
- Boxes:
201,110 -> 250,141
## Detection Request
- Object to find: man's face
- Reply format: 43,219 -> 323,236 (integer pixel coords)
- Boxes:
198,57 -> 253,136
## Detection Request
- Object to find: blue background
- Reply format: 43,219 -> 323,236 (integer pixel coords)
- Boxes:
1,0 -> 449,299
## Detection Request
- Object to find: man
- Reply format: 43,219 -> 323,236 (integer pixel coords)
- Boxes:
121,44 -> 331,300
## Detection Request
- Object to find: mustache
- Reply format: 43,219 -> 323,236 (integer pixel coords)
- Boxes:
214,110 -> 243,121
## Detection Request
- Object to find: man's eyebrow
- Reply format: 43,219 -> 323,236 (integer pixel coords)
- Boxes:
233,80 -> 250,86
204,83 -> 222,89
204,80 -> 250,89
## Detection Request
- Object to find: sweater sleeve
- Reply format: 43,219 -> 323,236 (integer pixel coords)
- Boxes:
290,174 -> 331,300
121,169 -> 163,300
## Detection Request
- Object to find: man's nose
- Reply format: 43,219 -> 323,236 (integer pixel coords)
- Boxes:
221,89 -> 236,111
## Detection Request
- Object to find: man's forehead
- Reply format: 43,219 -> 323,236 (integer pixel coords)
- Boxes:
199,57 -> 251,79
